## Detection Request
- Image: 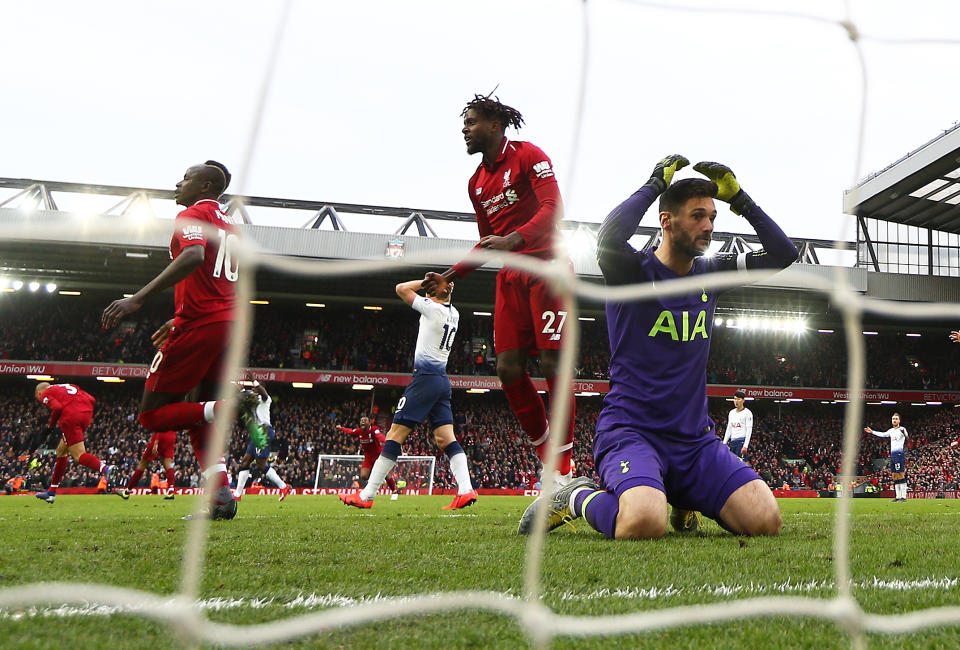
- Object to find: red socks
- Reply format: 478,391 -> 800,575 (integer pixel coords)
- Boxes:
49,456 -> 69,492
502,374 -> 549,459
188,424 -> 228,488
165,467 -> 176,490
140,402 -> 205,432
385,475 -> 397,491
78,452 -> 102,472
546,375 -> 576,476
127,469 -> 145,490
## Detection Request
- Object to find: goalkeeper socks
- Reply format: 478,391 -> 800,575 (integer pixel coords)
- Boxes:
265,466 -> 286,489
127,469 -> 145,489
78,452 -> 102,472
49,456 -> 69,492
236,469 -> 251,495
502,374 -> 549,459
545,375 -> 575,476
443,441 -> 474,494
140,403 -> 205,432
575,489 -> 618,539
361,440 -> 402,501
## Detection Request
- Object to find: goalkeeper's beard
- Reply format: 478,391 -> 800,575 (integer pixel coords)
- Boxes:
673,235 -> 710,259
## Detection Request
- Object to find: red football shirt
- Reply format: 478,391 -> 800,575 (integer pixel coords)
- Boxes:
338,425 -> 385,456
171,199 -> 238,329
40,384 -> 95,426
453,138 -> 563,277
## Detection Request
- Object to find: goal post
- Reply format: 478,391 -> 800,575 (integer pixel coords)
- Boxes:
315,454 -> 436,495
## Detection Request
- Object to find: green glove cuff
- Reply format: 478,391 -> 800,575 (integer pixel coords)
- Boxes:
728,190 -> 756,216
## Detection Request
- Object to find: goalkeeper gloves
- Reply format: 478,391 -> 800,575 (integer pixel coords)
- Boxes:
692,161 -> 756,215
646,154 -> 689,194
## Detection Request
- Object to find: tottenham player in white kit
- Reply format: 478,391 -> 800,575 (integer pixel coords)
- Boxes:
233,382 -> 293,501
722,390 -> 753,458
340,279 -> 478,510
865,413 -> 909,502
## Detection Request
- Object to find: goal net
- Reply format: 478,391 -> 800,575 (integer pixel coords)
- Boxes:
314,454 -> 436,495
5,1 -> 960,648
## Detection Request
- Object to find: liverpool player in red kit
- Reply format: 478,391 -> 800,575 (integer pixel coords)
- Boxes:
338,416 -> 398,497
102,160 -> 260,519
424,95 -> 575,514
33,382 -> 115,504
114,431 -> 177,500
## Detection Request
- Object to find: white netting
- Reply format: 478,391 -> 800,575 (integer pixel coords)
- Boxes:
3,2 -> 960,648
315,454 -> 436,494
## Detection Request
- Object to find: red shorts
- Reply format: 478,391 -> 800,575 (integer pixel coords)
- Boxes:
361,452 -> 381,470
493,268 -> 567,354
145,320 -> 232,393
59,406 -> 93,447
142,431 -> 177,462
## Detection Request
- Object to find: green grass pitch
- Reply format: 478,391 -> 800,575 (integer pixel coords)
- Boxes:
2,495 -> 960,648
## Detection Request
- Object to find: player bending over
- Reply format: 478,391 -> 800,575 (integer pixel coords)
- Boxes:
722,390 -> 753,459
865,413 -> 909,502
423,94 -> 576,505
101,161 -> 263,520
233,382 -> 293,502
33,382 -> 115,504
529,155 -> 798,539
115,430 -> 177,500
341,279 -> 477,510
337,416 -> 399,498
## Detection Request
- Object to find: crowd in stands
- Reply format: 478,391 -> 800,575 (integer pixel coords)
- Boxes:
4,293 -> 960,390
3,381 -> 960,499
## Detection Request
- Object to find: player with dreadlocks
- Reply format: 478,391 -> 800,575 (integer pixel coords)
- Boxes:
423,94 -> 576,533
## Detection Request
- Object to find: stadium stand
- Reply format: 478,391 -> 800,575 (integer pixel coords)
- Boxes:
2,292 -> 959,388
2,379 -> 957,496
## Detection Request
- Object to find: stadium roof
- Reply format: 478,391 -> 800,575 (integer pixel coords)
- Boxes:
844,122 -> 960,232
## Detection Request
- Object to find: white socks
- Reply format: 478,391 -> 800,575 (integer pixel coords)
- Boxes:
361,456 -> 397,501
235,469 -> 251,496
448,451 -> 473,495
265,467 -> 286,489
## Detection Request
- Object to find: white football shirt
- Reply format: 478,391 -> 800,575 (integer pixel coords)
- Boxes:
411,296 -> 459,375
872,426 -> 907,453
255,394 -> 272,427
723,407 -> 753,448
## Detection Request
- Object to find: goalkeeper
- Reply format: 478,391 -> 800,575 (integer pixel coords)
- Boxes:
526,155 -> 798,539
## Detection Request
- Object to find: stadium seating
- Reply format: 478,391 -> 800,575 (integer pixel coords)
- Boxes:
1,383 -> 957,495
2,293 -> 959,388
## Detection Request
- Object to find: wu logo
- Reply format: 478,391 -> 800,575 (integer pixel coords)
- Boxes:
620,460 -> 630,474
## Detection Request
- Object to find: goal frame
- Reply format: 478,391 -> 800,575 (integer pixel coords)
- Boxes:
314,454 -> 436,495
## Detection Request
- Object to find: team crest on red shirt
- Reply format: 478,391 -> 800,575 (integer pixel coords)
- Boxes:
502,169 -> 512,188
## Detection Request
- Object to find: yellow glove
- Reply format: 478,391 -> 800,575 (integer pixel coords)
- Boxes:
693,161 -> 755,215
647,154 -> 689,194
